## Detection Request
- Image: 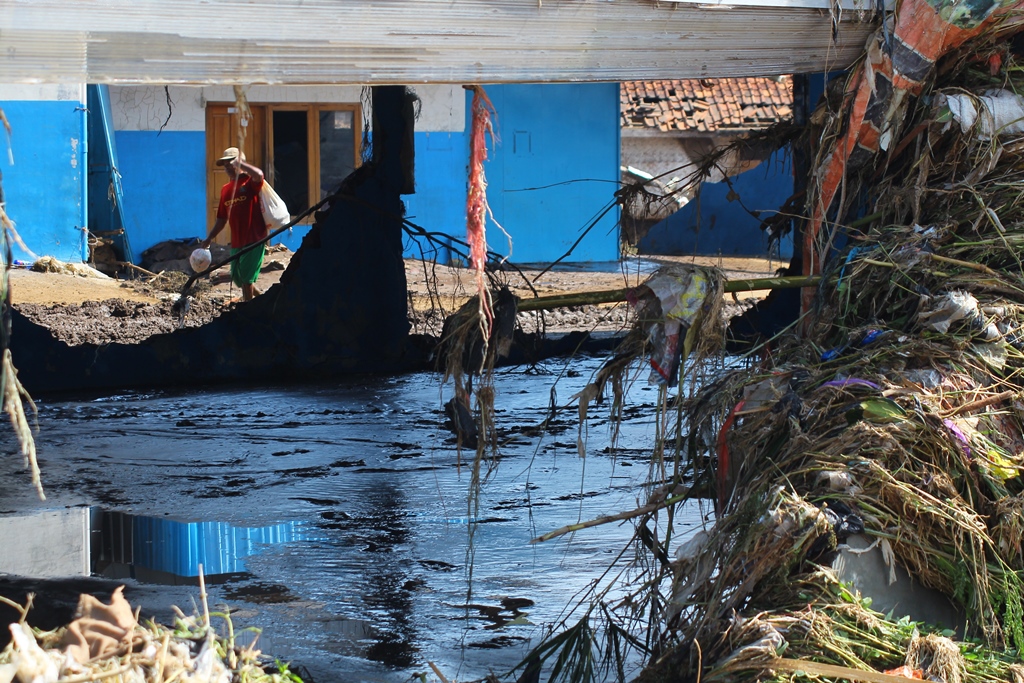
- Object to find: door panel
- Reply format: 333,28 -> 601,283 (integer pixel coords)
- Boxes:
319,109 -> 358,201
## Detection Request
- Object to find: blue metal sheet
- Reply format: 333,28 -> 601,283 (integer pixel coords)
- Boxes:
87,85 -> 134,264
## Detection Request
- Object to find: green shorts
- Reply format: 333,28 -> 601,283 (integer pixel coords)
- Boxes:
230,244 -> 265,287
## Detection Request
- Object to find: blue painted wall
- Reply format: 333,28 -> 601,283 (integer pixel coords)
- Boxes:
402,130 -> 468,262
1,100 -> 88,263
115,130 -> 313,256
110,83 -> 619,264
638,147 -> 795,259
115,131 -> 206,256
480,83 -> 620,264
403,83 -> 621,265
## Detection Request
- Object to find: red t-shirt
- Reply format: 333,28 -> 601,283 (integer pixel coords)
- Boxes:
217,175 -> 266,249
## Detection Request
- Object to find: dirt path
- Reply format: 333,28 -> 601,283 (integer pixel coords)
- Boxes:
8,270 -> 161,306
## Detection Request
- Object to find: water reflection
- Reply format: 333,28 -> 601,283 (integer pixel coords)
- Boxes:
92,509 -> 306,585
358,482 -> 416,667
0,358 -> 682,682
0,508 -> 90,578
0,507 -> 305,585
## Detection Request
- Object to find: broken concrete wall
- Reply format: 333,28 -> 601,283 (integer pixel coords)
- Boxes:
12,86 -> 417,394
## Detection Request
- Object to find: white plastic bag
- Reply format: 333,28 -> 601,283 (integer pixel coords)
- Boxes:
189,248 -> 212,273
259,183 -> 290,230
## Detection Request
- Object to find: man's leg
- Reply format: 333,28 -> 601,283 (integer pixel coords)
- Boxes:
230,244 -> 265,301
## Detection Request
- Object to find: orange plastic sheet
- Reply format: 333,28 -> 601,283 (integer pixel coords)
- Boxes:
801,0 -> 1024,322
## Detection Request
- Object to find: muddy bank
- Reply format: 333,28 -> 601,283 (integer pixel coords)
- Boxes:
11,254 -> 765,348
16,298 -> 225,346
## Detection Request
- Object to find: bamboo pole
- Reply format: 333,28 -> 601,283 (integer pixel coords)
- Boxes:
515,275 -> 821,312
769,658 -> 926,683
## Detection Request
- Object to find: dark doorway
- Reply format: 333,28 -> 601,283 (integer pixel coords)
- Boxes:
272,110 -> 310,216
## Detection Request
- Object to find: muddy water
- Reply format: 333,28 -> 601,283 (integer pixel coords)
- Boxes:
0,356 -> 707,683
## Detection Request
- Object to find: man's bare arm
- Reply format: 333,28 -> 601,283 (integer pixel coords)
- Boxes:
202,216 -> 227,249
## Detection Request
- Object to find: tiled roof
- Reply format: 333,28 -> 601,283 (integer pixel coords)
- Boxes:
621,77 -> 793,133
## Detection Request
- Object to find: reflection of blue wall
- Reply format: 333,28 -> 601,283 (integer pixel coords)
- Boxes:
1,100 -> 88,263
132,516 -> 305,577
639,147 -> 794,258
403,83 -> 620,264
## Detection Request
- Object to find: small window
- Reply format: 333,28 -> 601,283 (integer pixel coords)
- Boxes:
318,109 -> 356,200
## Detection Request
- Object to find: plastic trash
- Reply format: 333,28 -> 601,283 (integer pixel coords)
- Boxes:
918,290 -> 1000,340
904,368 -> 942,388
189,248 -> 212,273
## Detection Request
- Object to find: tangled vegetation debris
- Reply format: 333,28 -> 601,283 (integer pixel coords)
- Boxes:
0,584 -> 302,683
497,3 -> 1024,683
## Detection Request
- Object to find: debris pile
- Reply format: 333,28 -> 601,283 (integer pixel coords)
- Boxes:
507,4 -> 1024,683
0,587 -> 301,683
635,7 -> 1024,683
30,257 -> 108,280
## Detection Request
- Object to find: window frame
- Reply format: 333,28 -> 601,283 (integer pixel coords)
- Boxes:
265,103 -> 362,222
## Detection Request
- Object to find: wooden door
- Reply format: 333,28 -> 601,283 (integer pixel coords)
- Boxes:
205,104 -> 266,245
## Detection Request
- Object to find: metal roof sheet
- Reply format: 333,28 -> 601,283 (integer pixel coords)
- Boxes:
0,0 -> 876,85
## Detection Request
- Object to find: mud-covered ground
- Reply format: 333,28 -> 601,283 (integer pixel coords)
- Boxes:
11,250 -> 781,346
11,246 -> 288,346
14,298 -> 225,347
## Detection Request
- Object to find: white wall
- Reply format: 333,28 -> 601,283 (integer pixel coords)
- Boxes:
0,508 -> 90,577
0,84 -> 85,102
108,84 -> 465,133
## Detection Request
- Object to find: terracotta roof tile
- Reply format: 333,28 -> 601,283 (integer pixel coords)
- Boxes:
621,76 -> 793,133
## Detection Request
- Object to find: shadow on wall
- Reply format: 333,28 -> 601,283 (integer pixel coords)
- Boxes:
637,147 -> 794,259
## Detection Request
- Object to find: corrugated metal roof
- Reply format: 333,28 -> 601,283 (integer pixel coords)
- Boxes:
622,77 -> 793,133
0,0 -> 876,85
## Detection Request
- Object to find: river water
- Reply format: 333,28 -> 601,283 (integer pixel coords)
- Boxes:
0,355 -> 708,683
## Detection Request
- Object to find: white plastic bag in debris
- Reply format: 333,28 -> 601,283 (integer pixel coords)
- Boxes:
938,89 -> 1024,139
917,289 -> 1000,340
259,183 -> 291,230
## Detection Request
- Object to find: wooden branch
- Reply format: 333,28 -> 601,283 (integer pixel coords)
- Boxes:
115,262 -> 158,278
927,252 -> 1002,277
723,274 -> 821,293
515,275 -> 821,312
941,389 -> 1016,418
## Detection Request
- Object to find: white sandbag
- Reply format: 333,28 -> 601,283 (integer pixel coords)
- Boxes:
939,89 -> 1024,139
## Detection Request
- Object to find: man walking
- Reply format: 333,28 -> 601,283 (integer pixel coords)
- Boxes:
202,147 -> 267,302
